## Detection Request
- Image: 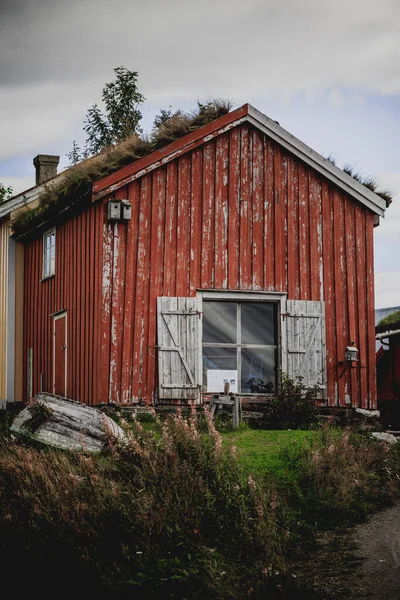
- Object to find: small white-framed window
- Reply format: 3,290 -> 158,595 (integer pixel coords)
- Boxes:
42,228 -> 55,279
200,292 -> 284,394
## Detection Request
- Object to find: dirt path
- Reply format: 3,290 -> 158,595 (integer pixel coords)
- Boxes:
348,502 -> 400,599
290,502 -> 400,599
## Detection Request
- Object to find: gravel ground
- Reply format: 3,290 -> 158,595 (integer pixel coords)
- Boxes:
348,502 -> 400,599
289,503 -> 400,599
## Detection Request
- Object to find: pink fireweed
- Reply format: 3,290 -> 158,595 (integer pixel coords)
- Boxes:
270,489 -> 278,512
248,474 -> 257,491
230,442 -> 237,459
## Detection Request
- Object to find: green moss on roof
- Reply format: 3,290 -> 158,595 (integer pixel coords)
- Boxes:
342,164 -> 393,206
12,100 -> 232,238
325,158 -> 393,206
376,311 -> 400,333
12,100 -> 393,239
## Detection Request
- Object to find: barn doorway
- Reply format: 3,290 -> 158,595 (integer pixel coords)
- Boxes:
53,311 -> 67,396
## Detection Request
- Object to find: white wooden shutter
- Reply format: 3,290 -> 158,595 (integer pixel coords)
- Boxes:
157,297 -> 202,400
284,300 -> 326,389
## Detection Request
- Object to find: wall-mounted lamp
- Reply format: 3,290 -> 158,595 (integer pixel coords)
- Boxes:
339,342 -> 358,378
345,345 -> 358,363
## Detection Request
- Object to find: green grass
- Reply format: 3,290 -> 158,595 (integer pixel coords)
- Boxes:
223,428 -> 316,477
222,426 -> 400,531
137,420 -> 332,483
121,419 -> 320,484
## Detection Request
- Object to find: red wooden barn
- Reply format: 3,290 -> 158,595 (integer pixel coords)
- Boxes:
15,104 -> 388,408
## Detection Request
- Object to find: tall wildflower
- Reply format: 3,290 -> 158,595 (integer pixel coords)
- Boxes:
189,404 -> 199,441
248,474 -> 256,492
205,405 -> 217,436
230,440 -> 237,459
270,489 -> 278,512
215,431 -> 222,454
204,406 -> 223,454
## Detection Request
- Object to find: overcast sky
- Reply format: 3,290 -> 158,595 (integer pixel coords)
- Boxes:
1,0 -> 399,308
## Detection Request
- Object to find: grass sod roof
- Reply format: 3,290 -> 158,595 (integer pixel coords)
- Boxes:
11,100 -> 232,238
12,100 -> 394,238
376,311 -> 400,333
325,156 -> 393,207
342,164 -> 393,206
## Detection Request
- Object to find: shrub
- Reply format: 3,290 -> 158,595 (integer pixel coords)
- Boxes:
276,426 -> 400,525
263,374 -> 319,429
0,409 -> 286,599
135,409 -> 157,423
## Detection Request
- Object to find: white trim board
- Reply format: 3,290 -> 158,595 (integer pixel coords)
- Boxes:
93,108 -> 387,217
197,290 -> 288,379
246,105 -> 387,218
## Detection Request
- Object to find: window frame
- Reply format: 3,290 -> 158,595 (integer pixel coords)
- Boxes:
42,228 -> 56,280
198,290 -> 287,395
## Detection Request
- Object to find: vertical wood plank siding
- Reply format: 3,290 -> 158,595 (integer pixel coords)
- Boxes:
0,219 -> 9,401
99,123 -> 377,407
23,203 -> 103,404
23,123 -> 377,408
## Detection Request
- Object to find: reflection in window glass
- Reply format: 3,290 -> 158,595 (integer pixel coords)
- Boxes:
202,300 -> 278,394
203,302 -> 237,343
43,230 -> 55,278
241,348 -> 276,393
241,302 -> 276,345
202,346 -> 237,390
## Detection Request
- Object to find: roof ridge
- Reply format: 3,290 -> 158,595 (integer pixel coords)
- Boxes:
7,102 -> 389,237
92,104 -> 249,200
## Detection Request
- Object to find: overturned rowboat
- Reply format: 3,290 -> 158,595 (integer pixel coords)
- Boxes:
10,394 -> 126,452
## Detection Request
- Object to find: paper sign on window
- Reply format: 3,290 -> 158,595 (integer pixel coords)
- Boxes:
207,370 -> 238,393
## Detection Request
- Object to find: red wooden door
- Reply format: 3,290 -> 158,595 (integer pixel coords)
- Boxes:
53,313 -> 67,396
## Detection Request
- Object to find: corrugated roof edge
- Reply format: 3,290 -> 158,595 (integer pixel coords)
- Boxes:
92,103 -> 387,218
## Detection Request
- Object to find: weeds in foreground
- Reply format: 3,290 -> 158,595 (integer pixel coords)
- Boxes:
0,410 -> 284,599
300,428 -> 400,523
0,412 -> 399,599
247,426 -> 400,529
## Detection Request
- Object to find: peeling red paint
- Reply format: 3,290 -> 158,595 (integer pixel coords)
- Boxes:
23,122 -> 378,408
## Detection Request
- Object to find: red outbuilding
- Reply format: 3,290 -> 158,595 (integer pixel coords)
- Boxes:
14,104 -> 388,408
376,313 -> 400,424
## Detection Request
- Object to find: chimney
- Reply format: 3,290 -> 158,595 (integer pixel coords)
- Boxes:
33,154 -> 60,185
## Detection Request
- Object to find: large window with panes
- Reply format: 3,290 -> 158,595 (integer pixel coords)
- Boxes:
202,300 -> 278,394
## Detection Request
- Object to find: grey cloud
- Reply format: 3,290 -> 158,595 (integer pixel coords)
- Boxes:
1,0 -> 399,95
1,0 -> 400,161
1,0 -> 399,307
